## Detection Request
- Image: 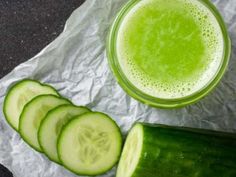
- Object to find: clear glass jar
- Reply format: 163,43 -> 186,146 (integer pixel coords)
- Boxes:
106,0 -> 231,108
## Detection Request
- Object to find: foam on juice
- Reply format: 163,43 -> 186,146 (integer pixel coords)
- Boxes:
116,0 -> 224,99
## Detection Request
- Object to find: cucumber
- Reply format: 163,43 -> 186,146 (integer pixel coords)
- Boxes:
117,123 -> 236,177
38,105 -> 90,163
57,112 -> 122,176
19,95 -> 71,152
3,79 -> 59,130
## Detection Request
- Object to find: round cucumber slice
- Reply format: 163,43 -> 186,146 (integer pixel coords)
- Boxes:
57,112 -> 122,176
3,79 -> 59,131
19,95 -> 71,152
38,105 -> 90,163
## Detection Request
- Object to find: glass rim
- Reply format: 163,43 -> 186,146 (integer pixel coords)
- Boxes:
106,0 -> 231,108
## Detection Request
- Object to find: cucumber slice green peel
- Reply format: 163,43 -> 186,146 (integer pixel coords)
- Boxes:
19,94 -> 71,152
57,112 -> 122,176
38,104 -> 90,163
117,123 -> 236,177
3,79 -> 59,131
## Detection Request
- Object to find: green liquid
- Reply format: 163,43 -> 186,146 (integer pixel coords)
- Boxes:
117,0 -> 223,99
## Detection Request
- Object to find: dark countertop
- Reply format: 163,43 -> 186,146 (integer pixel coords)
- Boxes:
0,0 -> 85,79
0,0 -> 84,175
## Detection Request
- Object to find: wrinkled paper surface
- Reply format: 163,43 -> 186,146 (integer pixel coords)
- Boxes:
0,0 -> 236,176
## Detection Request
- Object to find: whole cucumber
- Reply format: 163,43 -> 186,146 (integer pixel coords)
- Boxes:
117,123 -> 236,177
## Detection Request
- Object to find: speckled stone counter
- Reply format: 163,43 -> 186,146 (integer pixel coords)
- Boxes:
0,0 -> 85,175
0,0 -> 85,79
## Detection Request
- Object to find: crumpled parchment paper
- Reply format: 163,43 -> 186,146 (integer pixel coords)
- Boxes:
0,0 -> 236,176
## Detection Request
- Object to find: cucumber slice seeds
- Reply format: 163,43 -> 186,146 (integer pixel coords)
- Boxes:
38,105 -> 90,163
3,80 -> 59,130
19,95 -> 71,152
58,112 -> 122,175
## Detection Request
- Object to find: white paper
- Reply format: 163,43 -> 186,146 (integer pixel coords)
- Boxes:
0,0 -> 236,176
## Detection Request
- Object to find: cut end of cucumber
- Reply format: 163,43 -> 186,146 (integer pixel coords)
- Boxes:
116,123 -> 143,177
58,112 -> 122,175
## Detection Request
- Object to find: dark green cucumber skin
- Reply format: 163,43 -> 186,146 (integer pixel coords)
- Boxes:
132,123 -> 236,177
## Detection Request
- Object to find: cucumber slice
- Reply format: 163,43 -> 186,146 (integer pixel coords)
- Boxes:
117,123 -> 236,177
38,105 -> 90,163
58,112 -> 122,176
3,79 -> 59,130
19,95 -> 71,152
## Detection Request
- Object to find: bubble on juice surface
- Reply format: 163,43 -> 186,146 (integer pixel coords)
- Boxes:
116,0 -> 224,99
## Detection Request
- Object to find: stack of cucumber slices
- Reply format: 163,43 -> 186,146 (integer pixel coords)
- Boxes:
3,79 -> 122,176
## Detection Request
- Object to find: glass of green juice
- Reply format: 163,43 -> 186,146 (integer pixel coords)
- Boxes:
106,0 -> 231,108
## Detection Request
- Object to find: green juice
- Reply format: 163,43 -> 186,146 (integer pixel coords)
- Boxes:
116,0 -> 224,99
